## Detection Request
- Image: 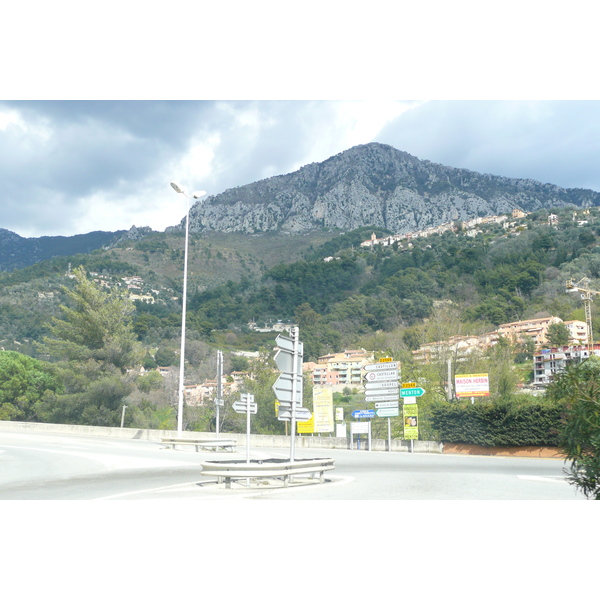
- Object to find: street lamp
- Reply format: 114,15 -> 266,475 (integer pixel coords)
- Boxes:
170,181 -> 207,433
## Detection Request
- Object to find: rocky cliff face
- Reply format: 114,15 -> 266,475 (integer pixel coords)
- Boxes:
181,142 -> 600,234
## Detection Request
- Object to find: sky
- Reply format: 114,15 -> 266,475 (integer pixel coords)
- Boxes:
2,3 -> 599,239
3,99 -> 600,239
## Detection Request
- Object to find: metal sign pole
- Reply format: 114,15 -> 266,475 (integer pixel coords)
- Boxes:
216,350 -> 222,437
290,326 -> 299,463
387,417 -> 391,451
246,397 -> 251,465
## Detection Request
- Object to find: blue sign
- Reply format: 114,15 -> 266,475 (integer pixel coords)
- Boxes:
352,409 -> 376,419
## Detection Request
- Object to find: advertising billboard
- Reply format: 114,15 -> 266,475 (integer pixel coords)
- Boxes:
454,373 -> 490,397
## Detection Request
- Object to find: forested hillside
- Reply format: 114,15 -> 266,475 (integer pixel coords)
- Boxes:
1,208 -> 599,361
1,205 -> 600,437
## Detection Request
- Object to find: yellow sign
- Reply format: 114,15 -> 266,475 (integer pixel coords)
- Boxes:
402,382 -> 416,388
379,357 -> 393,362
297,414 -> 314,434
403,404 -> 419,440
313,388 -> 334,433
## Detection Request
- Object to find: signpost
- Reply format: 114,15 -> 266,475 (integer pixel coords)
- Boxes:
215,350 -> 224,436
273,327 -> 303,461
232,393 -> 256,463
363,360 -> 401,451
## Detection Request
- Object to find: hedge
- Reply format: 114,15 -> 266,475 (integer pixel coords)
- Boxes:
429,402 -> 565,447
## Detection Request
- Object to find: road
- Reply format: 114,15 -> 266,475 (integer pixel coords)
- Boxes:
0,429 -> 585,500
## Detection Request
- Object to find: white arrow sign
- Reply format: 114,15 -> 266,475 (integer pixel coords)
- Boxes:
363,361 -> 400,372
364,380 -> 399,390
278,408 -> 312,421
364,369 -> 398,382
365,386 -> 400,397
274,333 -> 303,373
375,400 -> 400,409
232,401 -> 257,414
365,393 -> 400,402
272,373 -> 303,404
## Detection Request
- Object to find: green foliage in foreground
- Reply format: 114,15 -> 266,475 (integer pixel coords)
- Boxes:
0,351 -> 63,421
429,400 -> 565,447
546,357 -> 600,500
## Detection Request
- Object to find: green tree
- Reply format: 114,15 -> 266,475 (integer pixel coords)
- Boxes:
44,266 -> 140,371
545,322 -> 570,347
154,347 -> 177,367
0,351 -> 63,421
39,267 -> 142,426
546,357 -> 600,499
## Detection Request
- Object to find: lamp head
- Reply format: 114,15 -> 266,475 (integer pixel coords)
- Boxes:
170,181 -> 185,194
192,191 -> 207,199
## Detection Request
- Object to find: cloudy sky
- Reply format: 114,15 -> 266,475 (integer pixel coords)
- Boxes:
3,99 -> 600,239
2,3 -> 598,239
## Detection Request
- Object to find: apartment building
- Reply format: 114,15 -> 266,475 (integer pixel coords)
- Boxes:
563,320 -> 589,345
412,317 -> 588,363
305,349 -> 375,389
533,344 -> 600,386
496,316 -> 563,347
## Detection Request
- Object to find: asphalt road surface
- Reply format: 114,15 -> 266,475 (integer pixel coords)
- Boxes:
0,429 -> 585,500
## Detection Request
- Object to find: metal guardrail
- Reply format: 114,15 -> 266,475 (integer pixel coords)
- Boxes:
160,438 -> 236,452
200,457 -> 335,488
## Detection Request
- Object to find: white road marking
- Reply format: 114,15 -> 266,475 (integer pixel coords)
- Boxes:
0,443 -> 192,470
517,475 -> 568,484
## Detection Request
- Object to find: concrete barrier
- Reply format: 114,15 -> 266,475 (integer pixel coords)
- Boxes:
0,420 -> 444,454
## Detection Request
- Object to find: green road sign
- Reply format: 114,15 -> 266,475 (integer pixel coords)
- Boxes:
400,387 -> 425,397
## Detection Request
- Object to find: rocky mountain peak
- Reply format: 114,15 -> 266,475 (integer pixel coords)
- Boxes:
176,142 -> 600,235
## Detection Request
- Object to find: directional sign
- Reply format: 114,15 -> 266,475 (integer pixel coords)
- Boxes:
365,388 -> 399,400
377,407 -> 400,417
365,393 -> 400,402
272,372 -> 303,404
365,387 -> 400,397
364,369 -> 399,382
273,334 -> 304,374
232,401 -> 257,414
375,400 -> 399,409
352,409 -> 376,419
400,387 -> 425,397
278,407 -> 312,421
364,380 -> 399,390
363,361 -> 399,372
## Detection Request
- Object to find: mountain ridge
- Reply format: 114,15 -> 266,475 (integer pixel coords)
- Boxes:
180,142 -> 600,234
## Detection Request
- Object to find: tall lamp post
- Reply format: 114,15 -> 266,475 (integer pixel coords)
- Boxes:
170,182 -> 207,433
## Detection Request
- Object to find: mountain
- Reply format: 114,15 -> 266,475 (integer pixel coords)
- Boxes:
179,142 -> 600,234
0,228 -> 128,271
